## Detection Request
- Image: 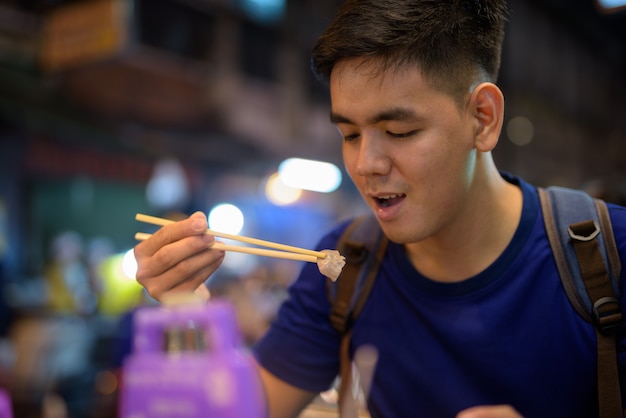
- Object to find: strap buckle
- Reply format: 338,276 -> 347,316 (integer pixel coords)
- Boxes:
593,296 -> 623,335
568,220 -> 600,242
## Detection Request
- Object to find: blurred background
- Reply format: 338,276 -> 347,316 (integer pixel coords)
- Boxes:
0,0 -> 625,416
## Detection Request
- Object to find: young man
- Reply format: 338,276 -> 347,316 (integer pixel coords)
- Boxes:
133,0 -> 626,417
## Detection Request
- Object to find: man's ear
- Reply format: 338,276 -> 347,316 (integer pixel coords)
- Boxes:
469,82 -> 504,152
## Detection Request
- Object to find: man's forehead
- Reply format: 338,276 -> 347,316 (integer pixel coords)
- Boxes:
330,57 -> 424,81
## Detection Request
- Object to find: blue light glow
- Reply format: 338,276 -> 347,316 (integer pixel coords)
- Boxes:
240,0 -> 285,23
597,0 -> 626,9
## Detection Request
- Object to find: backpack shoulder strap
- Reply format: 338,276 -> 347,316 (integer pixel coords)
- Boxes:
328,214 -> 388,334
538,186 -> 621,322
538,186 -> 623,418
327,214 -> 388,418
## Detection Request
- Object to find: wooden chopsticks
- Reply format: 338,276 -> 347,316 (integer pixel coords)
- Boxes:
135,213 -> 326,263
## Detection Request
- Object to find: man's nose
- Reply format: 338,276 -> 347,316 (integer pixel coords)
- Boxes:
354,134 -> 391,177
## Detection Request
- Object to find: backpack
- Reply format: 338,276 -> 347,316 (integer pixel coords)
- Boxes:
328,186 -> 623,418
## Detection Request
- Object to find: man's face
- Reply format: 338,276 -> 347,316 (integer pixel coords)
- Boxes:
330,59 -> 479,244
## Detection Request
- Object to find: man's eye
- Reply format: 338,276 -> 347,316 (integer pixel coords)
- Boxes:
343,133 -> 360,141
388,130 -> 418,139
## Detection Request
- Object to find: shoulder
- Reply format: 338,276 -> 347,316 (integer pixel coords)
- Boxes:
607,203 -> 626,256
602,201 -> 626,235
607,202 -> 626,224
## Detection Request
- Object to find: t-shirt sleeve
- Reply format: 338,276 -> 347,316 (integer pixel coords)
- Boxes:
252,222 -> 350,392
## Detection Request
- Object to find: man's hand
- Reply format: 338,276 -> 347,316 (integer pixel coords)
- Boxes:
457,405 -> 523,418
134,211 -> 225,300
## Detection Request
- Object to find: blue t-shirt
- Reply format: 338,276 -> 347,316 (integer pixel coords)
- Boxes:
253,176 -> 626,418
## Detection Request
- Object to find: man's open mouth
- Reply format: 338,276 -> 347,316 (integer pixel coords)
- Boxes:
375,194 -> 405,208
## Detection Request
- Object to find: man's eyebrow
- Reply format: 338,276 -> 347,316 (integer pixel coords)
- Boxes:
329,112 -> 352,125
330,108 -> 420,125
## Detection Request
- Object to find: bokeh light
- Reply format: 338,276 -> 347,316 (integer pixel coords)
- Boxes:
278,158 -> 342,193
240,0 -> 285,22
99,251 -> 144,316
122,248 -> 138,279
506,116 -> 535,146
596,0 -> 626,10
146,158 -> 190,210
265,172 -> 302,206
209,203 -> 245,235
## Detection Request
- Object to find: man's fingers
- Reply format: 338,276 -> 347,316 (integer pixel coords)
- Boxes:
134,212 -> 215,276
144,233 -> 216,275
194,285 -> 211,301
133,211 -> 227,301
136,211 -> 209,257
138,247 -> 225,300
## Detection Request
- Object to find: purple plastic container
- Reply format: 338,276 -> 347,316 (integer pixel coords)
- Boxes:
119,299 -> 267,418
0,389 -> 13,418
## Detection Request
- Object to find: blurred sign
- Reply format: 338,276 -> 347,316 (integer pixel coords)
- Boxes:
39,0 -> 131,72
26,137 -> 153,183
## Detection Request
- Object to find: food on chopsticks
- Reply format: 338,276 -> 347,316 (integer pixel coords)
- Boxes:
135,213 -> 346,281
318,249 -> 346,281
